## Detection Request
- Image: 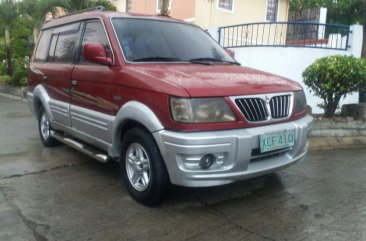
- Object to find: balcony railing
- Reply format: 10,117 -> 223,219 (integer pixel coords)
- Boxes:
218,22 -> 351,51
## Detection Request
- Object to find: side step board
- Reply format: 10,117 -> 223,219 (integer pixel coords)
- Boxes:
50,131 -> 110,163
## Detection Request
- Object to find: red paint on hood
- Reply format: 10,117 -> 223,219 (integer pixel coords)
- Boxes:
124,63 -> 302,97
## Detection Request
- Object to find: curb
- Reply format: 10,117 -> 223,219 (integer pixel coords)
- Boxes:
0,92 -> 27,102
1,88 -> 366,151
309,136 -> 366,151
0,84 -> 25,96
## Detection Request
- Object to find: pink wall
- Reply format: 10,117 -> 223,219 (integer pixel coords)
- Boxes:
130,0 -> 196,20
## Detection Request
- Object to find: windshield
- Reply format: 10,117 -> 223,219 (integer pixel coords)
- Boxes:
111,18 -> 235,63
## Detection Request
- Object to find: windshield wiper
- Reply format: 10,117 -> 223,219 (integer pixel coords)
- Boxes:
189,57 -> 240,65
133,56 -> 183,62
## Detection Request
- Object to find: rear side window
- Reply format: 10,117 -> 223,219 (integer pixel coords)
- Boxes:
53,33 -> 78,62
47,22 -> 81,63
79,20 -> 110,64
34,30 -> 51,62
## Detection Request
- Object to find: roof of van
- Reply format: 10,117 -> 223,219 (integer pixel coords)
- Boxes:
42,11 -> 185,30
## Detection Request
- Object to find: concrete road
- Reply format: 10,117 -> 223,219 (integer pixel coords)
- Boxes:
0,95 -> 366,241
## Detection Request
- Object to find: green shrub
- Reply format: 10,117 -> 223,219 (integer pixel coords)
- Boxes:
0,58 -> 22,75
0,62 -> 7,75
19,76 -> 28,86
0,75 -> 11,85
303,55 -> 366,117
13,59 -> 21,72
10,69 -> 27,87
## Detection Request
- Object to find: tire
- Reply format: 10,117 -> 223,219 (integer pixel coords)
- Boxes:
120,127 -> 170,206
38,107 -> 59,147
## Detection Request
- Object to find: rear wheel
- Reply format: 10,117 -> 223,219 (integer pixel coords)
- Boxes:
38,107 -> 59,147
120,127 -> 170,206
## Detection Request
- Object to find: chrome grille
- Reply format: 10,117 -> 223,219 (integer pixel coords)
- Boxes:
232,93 -> 292,123
235,98 -> 268,122
270,95 -> 291,119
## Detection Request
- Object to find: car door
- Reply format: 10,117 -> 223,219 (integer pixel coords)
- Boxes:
40,22 -> 81,126
70,19 -> 118,144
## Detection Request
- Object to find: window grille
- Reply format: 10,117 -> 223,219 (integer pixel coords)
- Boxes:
266,0 -> 279,21
218,0 -> 233,11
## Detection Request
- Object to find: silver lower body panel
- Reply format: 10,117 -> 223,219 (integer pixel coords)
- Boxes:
154,115 -> 313,187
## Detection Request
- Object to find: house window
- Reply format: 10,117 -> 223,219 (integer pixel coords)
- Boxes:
157,0 -> 171,11
266,0 -> 279,21
218,0 -> 234,11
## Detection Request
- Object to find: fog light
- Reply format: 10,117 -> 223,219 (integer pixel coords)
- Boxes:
199,154 -> 215,169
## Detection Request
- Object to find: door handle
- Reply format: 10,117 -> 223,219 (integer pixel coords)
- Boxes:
43,75 -> 48,82
71,80 -> 78,92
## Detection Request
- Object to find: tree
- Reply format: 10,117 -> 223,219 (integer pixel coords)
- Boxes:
19,0 -> 69,44
10,17 -> 33,58
360,0 -> 366,102
19,0 -> 116,43
362,0 -> 366,58
0,20 -> 5,61
290,0 -> 363,25
303,55 -> 366,117
0,0 -> 18,76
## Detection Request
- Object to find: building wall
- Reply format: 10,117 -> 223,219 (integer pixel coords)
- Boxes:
195,0 -> 289,29
128,0 -> 289,26
129,0 -> 196,21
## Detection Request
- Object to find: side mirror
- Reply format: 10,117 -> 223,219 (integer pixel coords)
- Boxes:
83,43 -> 113,66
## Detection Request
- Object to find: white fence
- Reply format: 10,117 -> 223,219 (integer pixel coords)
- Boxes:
209,25 -> 363,114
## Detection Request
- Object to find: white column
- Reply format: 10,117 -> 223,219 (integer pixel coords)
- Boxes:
348,25 -> 363,57
318,7 -> 327,39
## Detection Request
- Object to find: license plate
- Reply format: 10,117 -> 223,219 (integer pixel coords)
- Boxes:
260,130 -> 295,153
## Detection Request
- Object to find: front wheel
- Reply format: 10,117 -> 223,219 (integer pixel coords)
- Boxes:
38,107 -> 59,147
120,128 -> 170,206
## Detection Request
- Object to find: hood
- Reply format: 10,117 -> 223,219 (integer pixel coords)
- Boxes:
124,64 -> 302,97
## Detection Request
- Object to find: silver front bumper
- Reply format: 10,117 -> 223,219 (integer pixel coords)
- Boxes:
153,115 -> 313,187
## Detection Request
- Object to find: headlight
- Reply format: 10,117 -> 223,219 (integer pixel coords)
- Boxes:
170,97 -> 237,123
293,90 -> 307,113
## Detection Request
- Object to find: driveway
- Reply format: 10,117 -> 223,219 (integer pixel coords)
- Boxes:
0,95 -> 365,241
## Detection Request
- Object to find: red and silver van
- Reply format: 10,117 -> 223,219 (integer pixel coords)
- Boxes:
27,8 -> 313,206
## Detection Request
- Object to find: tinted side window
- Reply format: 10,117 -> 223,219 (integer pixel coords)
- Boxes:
79,21 -> 110,64
34,30 -> 51,62
49,22 -> 80,63
54,34 -> 78,62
